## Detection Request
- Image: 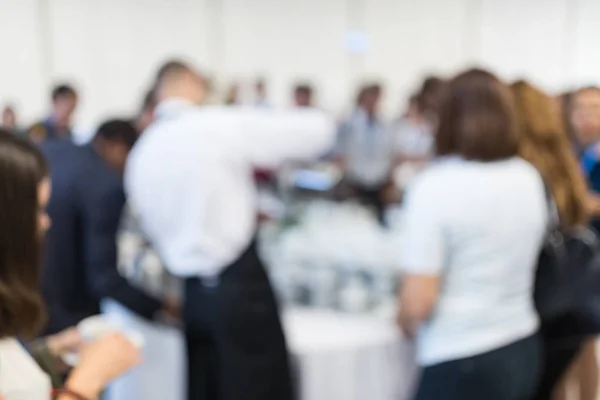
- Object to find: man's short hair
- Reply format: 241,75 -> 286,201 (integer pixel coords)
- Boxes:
294,84 -> 313,96
94,119 -> 138,149
155,59 -> 191,84
51,84 -> 77,101
420,76 -> 445,97
356,83 -> 382,105
417,76 -> 446,113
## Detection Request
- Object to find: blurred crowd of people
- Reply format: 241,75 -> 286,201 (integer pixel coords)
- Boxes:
1,59 -> 600,400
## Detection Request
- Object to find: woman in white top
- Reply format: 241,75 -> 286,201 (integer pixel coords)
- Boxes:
397,69 -> 547,400
0,133 -> 139,400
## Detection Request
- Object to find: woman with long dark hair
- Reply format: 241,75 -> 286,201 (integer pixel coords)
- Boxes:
397,69 -> 547,400
0,132 -> 139,400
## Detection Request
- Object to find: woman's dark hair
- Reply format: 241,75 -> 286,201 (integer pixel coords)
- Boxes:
355,83 -> 381,106
436,68 -> 518,161
0,130 -> 49,338
417,76 -> 445,114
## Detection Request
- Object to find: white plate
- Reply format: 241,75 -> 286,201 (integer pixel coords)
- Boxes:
62,315 -> 145,366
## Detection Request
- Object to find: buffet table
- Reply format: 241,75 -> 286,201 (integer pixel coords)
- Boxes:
102,301 -> 418,400
286,309 -> 417,400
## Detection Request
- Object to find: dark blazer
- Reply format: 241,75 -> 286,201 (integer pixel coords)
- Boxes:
39,140 -> 161,335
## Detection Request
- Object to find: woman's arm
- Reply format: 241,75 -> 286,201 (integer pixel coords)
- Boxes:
55,333 -> 140,400
398,274 -> 441,339
396,174 -> 445,339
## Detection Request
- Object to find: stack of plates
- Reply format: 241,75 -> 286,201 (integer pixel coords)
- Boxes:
62,315 -> 145,366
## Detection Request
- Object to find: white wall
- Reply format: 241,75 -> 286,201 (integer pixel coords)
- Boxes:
0,0 -> 599,133
0,0 -> 47,122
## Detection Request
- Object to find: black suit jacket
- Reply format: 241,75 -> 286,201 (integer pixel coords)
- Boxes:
40,140 -> 161,335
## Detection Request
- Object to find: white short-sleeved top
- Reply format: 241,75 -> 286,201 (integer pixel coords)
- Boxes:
0,338 -> 51,400
400,156 -> 547,366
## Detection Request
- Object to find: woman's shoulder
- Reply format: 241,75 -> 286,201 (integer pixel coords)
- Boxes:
409,156 -> 464,183
0,336 -> 26,351
507,157 -> 546,184
403,158 -> 458,198
407,156 -> 542,193
0,338 -> 51,396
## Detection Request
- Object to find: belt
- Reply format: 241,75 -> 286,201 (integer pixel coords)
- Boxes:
187,274 -> 221,288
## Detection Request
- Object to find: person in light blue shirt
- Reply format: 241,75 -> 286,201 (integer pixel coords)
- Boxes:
335,84 -> 393,221
393,77 -> 445,164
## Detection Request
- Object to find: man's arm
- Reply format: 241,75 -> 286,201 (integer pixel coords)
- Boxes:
79,180 -> 163,320
229,107 -> 336,168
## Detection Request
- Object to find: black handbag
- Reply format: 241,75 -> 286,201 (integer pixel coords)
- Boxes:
534,189 -> 600,334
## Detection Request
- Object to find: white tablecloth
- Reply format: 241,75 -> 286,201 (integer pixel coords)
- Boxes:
102,301 -> 418,400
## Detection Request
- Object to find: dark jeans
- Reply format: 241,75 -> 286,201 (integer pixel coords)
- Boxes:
355,185 -> 386,224
183,240 -> 293,400
415,334 -> 541,400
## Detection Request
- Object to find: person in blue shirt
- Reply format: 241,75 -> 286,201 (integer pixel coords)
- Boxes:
577,87 -> 600,234
581,144 -> 600,191
28,84 -> 78,143
572,86 -> 600,400
334,84 -> 392,222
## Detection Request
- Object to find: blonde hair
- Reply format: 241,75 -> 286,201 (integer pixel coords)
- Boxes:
511,81 -> 588,228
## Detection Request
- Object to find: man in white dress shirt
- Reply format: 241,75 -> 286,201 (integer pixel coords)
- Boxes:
125,60 -> 335,400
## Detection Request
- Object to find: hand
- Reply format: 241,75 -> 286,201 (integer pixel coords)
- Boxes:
331,156 -> 347,169
46,327 -> 84,356
396,309 -> 418,340
66,333 -> 141,399
162,297 -> 181,320
381,181 -> 399,204
257,212 -> 272,222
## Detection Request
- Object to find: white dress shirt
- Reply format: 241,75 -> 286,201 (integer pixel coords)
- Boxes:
125,99 -> 335,278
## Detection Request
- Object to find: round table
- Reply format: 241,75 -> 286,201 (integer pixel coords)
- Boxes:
102,301 -> 417,400
285,309 -> 417,400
